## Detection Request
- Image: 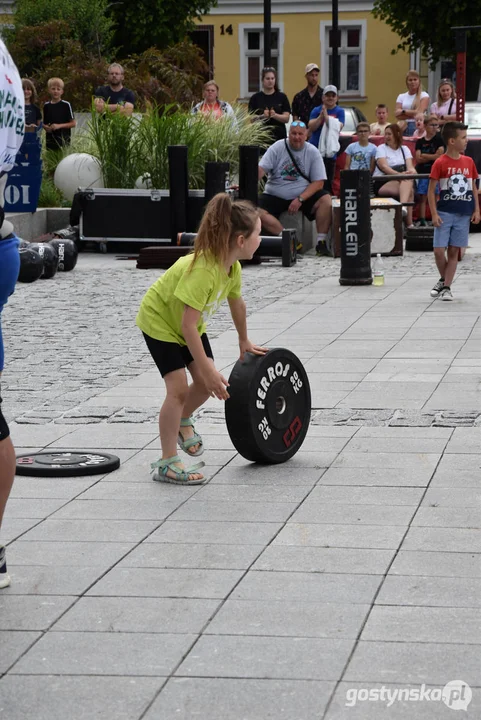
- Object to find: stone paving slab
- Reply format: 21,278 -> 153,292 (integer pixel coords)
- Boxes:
85,567 -> 244,599
144,678 -> 335,720
375,575 -> 481,607
0,631 -> 41,674
0,676 -> 163,720
392,545 -> 481,576
2,247 -> 481,718
54,596 -> 221,634
203,598 -> 371,639
6,540 -> 136,567
12,631 -> 196,676
0,595 -> 76,631
117,543 -> 265,570
360,606 -> 481,644
252,545 -> 395,575
343,641 -> 481,685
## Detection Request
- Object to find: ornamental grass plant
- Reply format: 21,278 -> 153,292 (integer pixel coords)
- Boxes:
85,104 -> 272,189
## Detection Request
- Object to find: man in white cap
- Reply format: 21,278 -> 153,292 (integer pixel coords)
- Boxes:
292,63 -> 324,127
308,84 -> 345,197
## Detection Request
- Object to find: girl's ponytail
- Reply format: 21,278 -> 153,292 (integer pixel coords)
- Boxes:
191,193 -> 259,266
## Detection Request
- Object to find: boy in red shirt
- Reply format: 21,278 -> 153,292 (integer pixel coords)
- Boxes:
428,122 -> 480,300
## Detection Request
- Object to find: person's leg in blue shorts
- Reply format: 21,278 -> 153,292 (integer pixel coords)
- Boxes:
0,233 -> 20,588
431,212 -> 470,300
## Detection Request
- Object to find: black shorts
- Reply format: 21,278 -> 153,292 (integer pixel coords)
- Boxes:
143,332 -> 214,378
259,189 -> 329,223
0,387 -> 9,441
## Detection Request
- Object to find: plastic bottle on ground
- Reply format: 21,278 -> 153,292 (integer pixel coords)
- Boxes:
373,253 -> 384,286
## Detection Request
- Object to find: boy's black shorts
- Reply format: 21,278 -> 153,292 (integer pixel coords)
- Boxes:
259,189 -> 329,223
143,332 -> 214,378
0,387 -> 9,441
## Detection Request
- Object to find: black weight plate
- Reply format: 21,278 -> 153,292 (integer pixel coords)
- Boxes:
225,348 -> 311,464
16,451 -> 120,477
282,229 -> 296,267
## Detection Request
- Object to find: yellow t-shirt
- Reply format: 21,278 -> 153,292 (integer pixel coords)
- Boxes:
136,252 -> 242,344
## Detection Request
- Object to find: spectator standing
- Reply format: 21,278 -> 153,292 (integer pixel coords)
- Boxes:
192,81 -> 234,119
43,78 -> 76,151
415,115 -> 444,226
0,39 -> 25,589
308,85 -> 345,194
292,63 -> 324,127
373,123 -> 416,227
248,67 -> 291,145
370,104 -> 389,136
345,122 -> 377,172
395,70 -> 429,137
22,79 -> 41,130
428,122 -> 480,300
431,80 -> 457,127
94,63 -> 135,116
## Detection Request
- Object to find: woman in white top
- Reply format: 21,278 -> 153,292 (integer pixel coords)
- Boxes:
373,123 -> 416,227
430,79 -> 457,127
395,70 -> 430,137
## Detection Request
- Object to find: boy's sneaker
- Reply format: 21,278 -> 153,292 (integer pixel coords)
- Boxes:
0,546 -> 11,588
316,241 -> 329,257
430,278 -> 445,298
440,287 -> 453,301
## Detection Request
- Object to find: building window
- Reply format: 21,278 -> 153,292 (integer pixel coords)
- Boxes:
238,24 -> 284,98
320,21 -> 366,97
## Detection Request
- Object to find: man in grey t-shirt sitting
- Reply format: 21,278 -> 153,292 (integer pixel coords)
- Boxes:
258,121 -> 332,255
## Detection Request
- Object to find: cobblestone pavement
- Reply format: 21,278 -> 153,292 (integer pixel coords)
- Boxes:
1,241 -> 480,720
3,243 -> 481,426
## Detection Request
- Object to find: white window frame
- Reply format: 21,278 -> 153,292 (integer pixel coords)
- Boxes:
238,23 -> 285,99
320,20 -> 367,97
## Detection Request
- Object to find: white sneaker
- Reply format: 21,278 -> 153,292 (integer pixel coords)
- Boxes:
440,287 -> 453,301
430,279 -> 444,298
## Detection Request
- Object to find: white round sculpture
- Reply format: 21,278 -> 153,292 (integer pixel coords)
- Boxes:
54,153 -> 104,201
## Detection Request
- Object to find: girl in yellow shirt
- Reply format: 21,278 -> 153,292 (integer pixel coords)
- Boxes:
136,194 -> 268,484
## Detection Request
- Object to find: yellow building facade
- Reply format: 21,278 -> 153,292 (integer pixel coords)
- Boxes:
196,0 -> 415,124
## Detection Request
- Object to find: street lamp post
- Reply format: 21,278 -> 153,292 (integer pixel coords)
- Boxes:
331,0 -> 340,89
264,0 -> 271,69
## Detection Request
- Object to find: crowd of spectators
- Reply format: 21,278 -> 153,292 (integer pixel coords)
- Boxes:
20,59 -> 463,241
21,63 -> 136,154
242,65 -> 463,238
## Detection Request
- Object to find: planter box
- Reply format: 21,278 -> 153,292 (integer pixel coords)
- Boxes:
78,188 -> 205,245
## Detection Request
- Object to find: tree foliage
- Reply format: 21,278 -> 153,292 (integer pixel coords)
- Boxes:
109,0 -> 217,55
8,20 -> 207,112
373,0 -> 481,69
9,0 -> 115,57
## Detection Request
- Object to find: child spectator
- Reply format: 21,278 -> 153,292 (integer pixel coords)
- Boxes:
428,122 -> 480,300
431,79 -> 457,127
412,112 -> 427,139
415,115 -> 444,226
345,122 -> 377,172
22,79 -> 41,130
43,78 -> 76,151
370,105 -> 389,136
